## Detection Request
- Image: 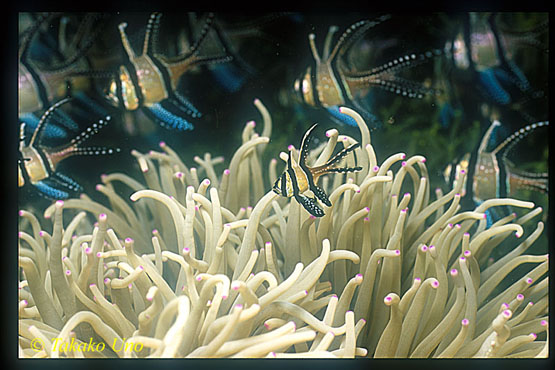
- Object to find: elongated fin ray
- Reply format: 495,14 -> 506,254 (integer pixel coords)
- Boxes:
29,97 -> 71,147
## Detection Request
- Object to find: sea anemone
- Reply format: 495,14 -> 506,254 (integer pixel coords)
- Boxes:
18,100 -> 548,358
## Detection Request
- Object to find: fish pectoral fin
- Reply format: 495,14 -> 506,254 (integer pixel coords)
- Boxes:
295,193 -> 325,217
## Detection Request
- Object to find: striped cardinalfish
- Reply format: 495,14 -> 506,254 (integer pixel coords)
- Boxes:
444,119 -> 548,224
293,14 -> 442,128
102,12 -> 232,131
272,124 -> 362,217
18,97 -> 120,199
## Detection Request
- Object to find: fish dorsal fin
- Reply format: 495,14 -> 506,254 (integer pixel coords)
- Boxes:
298,123 -> 318,167
29,97 -> 72,147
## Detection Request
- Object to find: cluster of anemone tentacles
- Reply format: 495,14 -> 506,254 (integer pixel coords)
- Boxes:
18,100 -> 548,358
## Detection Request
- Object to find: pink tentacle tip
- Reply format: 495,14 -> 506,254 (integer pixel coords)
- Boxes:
364,217 -> 370,222
464,232 -> 470,237
529,333 -> 537,340
65,270 -> 71,276
249,120 -> 256,127
159,141 -> 166,147
55,200 -> 64,207
401,154 -> 406,159
447,223 -> 453,228
516,294 -> 524,301
365,207 -> 371,212
96,252 -> 102,258
455,224 -> 461,229
152,229 -> 158,234
461,318 -> 469,326
459,256 -> 466,262
373,166 -> 379,172
175,172 -> 183,179
95,184 -> 103,191
421,158 -> 426,163
394,250 -> 401,256
502,310 -> 512,319
18,232 -> 23,238
265,241 -> 272,246
288,144 -> 295,151
235,304 -> 243,309
432,280 -> 440,288
89,283 -> 96,288
195,206 -> 199,211
401,208 -> 407,213
104,278 -> 110,284
528,301 -> 534,306
540,320 -> 547,326
338,107 -> 345,113
356,273 -> 363,279
138,266 -> 144,271
183,247 -> 190,253
309,215 -> 317,220
525,277 -> 533,284
196,276 -> 203,281
18,210 -> 24,216
515,232 -> 522,238
22,300 -> 28,305
356,189 -> 361,193
264,322 -> 270,330
403,192 -> 410,197
85,247 -> 92,254
99,213 -> 107,220
384,296 -> 393,303
450,268 -> 458,276
401,161 -> 407,167
420,245 -> 428,252
414,278 -> 421,283
204,179 -> 211,185
222,295 -> 228,300
463,250 -> 471,257
39,230 -> 46,237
